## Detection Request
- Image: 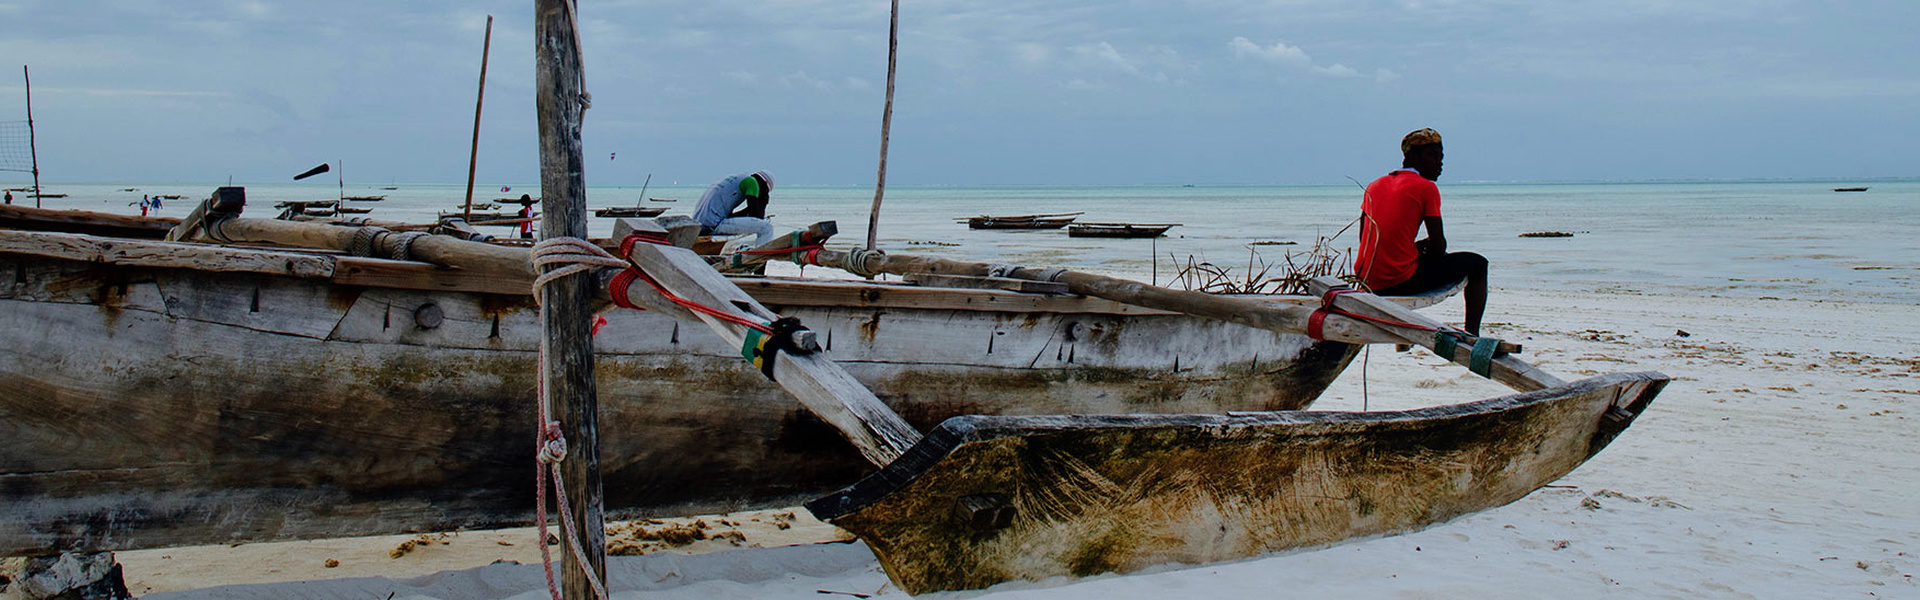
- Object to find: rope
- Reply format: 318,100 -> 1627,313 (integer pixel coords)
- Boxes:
530,238 -> 628,307
388,231 -> 430,262
348,227 -> 380,257
1306,288 -> 1438,341
616,233 -> 775,335
834,247 -> 888,278
527,234 -> 617,600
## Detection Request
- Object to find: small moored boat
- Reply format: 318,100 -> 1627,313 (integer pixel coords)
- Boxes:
962,212 -> 1082,230
1067,222 -> 1178,238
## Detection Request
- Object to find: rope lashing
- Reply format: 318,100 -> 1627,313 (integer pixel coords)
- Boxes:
387,231 -> 429,261
827,247 -> 888,277
734,231 -> 827,267
530,238 -> 628,307
1310,286 -> 1508,378
616,233 -> 820,381
343,227 -> 433,262
615,233 -> 774,335
1306,287 -> 1437,341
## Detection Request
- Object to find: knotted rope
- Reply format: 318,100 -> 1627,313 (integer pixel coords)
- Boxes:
528,234 -> 615,600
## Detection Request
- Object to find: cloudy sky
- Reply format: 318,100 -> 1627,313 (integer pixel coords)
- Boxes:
0,0 -> 1913,185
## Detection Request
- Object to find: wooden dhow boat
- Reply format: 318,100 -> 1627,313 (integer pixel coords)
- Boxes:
0,197 -> 1403,557
591,205 -> 667,218
1067,221 -> 1178,238
962,212 -> 1081,230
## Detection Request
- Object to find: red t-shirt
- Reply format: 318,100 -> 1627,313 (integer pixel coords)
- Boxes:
1355,170 -> 1442,289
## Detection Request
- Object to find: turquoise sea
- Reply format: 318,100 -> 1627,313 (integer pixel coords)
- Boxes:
13,179 -> 1919,303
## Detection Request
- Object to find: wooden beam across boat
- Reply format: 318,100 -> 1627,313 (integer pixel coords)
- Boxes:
804,249 -> 1481,358
614,219 -> 921,466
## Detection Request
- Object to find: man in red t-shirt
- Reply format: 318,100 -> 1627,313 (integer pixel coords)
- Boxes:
1355,128 -> 1488,335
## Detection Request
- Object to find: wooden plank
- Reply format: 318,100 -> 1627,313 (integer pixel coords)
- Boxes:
1306,276 -> 1563,392
331,256 -> 529,296
617,220 -> 922,466
0,203 -> 179,239
0,229 -> 335,279
903,273 -> 1069,295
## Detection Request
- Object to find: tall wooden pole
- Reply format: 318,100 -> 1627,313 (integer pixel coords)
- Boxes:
24,65 -> 41,208
864,0 -> 899,250
464,15 -> 494,222
534,1 -> 605,598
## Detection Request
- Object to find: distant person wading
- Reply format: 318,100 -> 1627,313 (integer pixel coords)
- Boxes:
693,170 -> 776,246
1355,128 -> 1490,335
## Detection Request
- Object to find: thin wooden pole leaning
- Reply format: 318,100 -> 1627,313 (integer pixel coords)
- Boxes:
533,1 -> 606,598
24,65 -> 41,207
464,15 -> 494,223
864,0 -> 899,251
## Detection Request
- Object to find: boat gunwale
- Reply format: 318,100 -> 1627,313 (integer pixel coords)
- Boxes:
0,227 -> 1456,315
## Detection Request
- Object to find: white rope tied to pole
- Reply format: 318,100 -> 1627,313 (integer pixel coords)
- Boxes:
530,237 -> 628,305
528,234 -> 620,600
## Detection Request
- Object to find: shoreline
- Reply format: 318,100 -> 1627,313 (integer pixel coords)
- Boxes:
114,285 -> 1919,598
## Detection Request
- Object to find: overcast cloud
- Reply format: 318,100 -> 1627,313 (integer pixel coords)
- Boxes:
0,0 -> 1913,185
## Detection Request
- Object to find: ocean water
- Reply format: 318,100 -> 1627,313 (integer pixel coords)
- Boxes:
15,179 -> 1919,303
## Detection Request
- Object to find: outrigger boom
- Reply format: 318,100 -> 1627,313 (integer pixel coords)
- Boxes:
592,217 -> 1663,593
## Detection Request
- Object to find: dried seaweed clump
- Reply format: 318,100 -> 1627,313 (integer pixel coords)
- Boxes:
1163,235 -> 1351,295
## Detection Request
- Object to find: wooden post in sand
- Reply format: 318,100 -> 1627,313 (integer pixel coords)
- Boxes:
533,0 -> 605,597
463,15 -> 494,223
864,0 -> 900,251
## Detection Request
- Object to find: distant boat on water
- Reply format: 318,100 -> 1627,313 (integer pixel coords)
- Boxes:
961,212 -> 1082,230
1067,222 -> 1179,239
1833,187 -> 1869,192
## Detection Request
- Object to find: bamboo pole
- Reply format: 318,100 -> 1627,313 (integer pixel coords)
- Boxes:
533,1 -> 605,597
864,0 -> 899,251
464,15 -> 494,223
24,65 -> 41,208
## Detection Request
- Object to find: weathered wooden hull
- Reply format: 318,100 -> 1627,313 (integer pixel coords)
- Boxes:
0,244 -> 1361,555
809,371 -> 1668,593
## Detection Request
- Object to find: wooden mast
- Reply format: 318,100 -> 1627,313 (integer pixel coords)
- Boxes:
464,15 -> 494,223
24,65 -> 41,208
864,0 -> 899,251
533,1 -> 605,597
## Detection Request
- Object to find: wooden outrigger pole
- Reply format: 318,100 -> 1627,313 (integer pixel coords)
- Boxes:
864,0 -> 899,251
464,15 -> 494,223
533,1 -> 605,598
24,65 -> 42,208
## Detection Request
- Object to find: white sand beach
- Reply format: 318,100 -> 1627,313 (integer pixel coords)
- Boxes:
113,286 -> 1920,599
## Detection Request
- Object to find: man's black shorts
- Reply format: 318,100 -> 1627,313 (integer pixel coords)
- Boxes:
1371,251 -> 1486,296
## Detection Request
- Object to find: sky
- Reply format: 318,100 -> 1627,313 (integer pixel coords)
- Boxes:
0,0 -> 1915,186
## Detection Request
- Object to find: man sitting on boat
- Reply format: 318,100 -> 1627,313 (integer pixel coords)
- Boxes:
693,170 -> 777,246
1356,128 -> 1488,335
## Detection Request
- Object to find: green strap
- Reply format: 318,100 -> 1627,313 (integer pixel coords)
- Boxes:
1469,337 -> 1500,377
1432,331 -> 1460,361
741,329 -> 768,362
